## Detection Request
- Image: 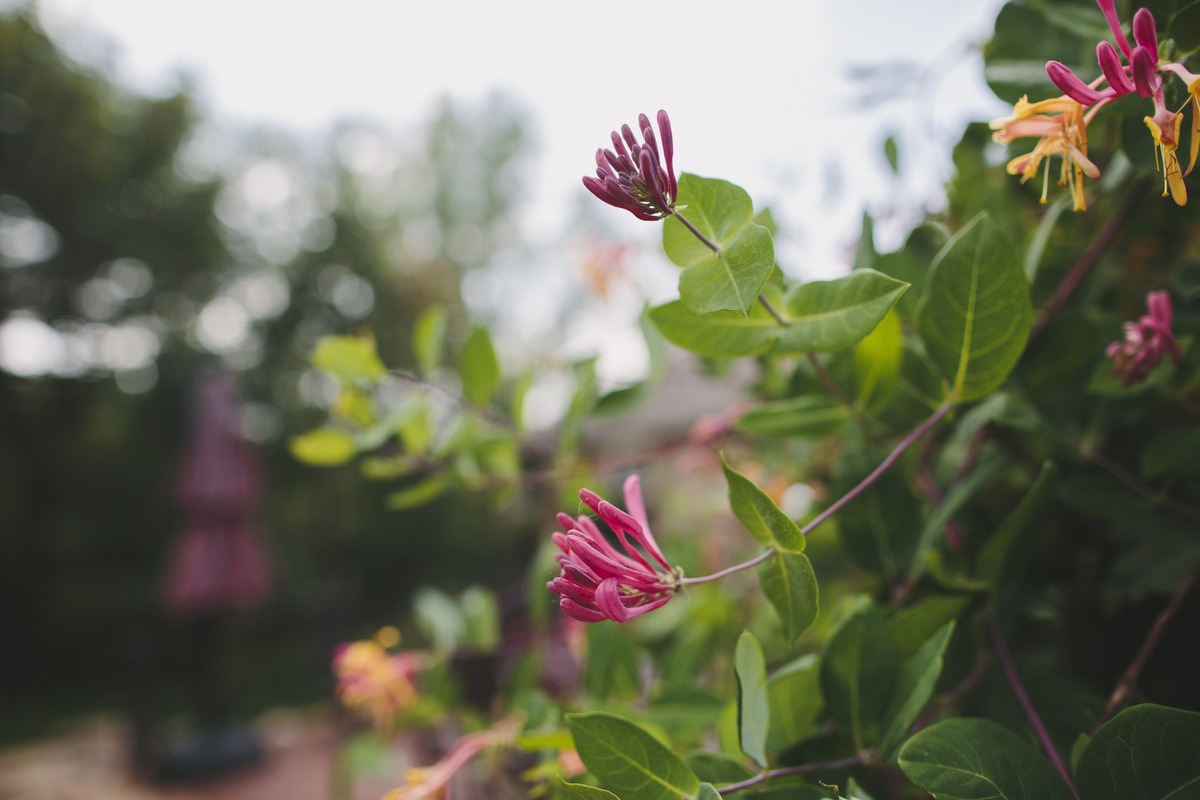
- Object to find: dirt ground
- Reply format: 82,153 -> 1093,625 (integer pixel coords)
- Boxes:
0,709 -> 405,800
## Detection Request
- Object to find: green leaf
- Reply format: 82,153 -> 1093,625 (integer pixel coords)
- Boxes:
977,462 -> 1058,593
584,623 -> 641,699
878,622 -> 955,756
684,752 -> 756,785
649,300 -> 777,358
1171,1 -> 1200,55
758,552 -> 819,644
735,395 -> 847,439
853,309 -> 903,414
385,476 -> 447,510
311,335 -> 386,383
1141,425 -> 1200,479
288,427 -> 358,466
561,781 -> 622,800
663,174 -> 775,316
722,456 -> 805,552
884,135 -> 900,173
917,212 -> 1031,403
886,595 -> 969,659
833,464 -> 921,582
734,630 -> 770,767
821,599 -> 896,750
899,718 -> 1073,800
1076,704 -> 1200,800
567,712 -> 700,800
413,305 -> 447,376
460,325 -> 501,406
766,655 -> 823,754
776,269 -> 909,353
697,784 -> 722,800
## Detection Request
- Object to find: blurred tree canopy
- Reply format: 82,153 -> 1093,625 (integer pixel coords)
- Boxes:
0,6 -> 537,741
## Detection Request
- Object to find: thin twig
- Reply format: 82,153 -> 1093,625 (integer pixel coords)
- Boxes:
985,614 -> 1080,800
716,751 -> 874,796
672,210 -> 720,253
1092,560 -> 1200,732
1084,449 -> 1200,524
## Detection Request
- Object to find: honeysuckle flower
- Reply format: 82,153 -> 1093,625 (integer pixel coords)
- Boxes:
991,96 -> 1099,210
333,630 -> 421,730
547,474 -> 680,623
1106,290 -> 1182,385
582,110 -> 678,220
382,720 -> 518,800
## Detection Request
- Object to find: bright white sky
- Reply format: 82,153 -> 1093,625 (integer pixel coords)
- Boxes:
3,0 -> 1014,395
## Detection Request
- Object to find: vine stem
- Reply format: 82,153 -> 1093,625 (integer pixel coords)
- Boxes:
1092,560 -> 1200,732
679,401 -> 952,586
672,210 -> 720,253
716,751 -> 874,796
985,614 -> 1080,800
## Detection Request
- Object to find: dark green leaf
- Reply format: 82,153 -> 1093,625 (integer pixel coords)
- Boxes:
917,212 -> 1031,403
766,654 -> 823,754
878,622 -> 955,755
899,718 -> 1073,800
561,781 -> 622,800
584,623 -> 641,699
758,552 -> 819,643
1141,426 -> 1200,479
684,752 -> 755,785
886,595 -> 970,659
567,712 -> 701,800
723,455 -> 805,552
1076,704 -> 1200,800
820,599 -> 896,750
1170,2 -> 1200,55
734,630 -> 770,767
777,270 -> 909,353
663,174 -> 775,316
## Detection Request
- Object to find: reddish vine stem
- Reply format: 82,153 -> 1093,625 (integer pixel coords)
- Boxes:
985,614 -> 1080,800
1092,560 -> 1200,732
716,751 -> 875,796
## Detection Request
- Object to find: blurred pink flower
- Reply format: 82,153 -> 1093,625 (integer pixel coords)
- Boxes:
582,110 -> 678,220
333,632 -> 421,730
1106,290 -> 1183,385
547,475 -> 679,623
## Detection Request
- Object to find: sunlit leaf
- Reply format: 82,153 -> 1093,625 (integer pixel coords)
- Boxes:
649,300 -> 777,358
311,335 -> 386,383
722,455 -> 805,552
460,325 -> 501,406
385,476 -> 447,510
413,305 -> 448,376
288,427 -> 357,466
567,712 -> 700,800
777,269 -> 908,353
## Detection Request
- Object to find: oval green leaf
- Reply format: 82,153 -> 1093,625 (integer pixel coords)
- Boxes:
460,325 -> 501,407
311,335 -> 386,383
757,552 -> 819,644
722,455 -> 804,553
734,630 -> 770,767
917,212 -> 1031,403
777,269 -> 909,353
1076,704 -> 1200,800
735,395 -> 847,439
649,300 -> 777,358
567,712 -> 700,800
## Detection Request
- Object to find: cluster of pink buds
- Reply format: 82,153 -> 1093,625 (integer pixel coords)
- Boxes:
992,0 -> 1200,208
547,474 -> 680,623
1106,291 -> 1183,385
582,111 -> 678,220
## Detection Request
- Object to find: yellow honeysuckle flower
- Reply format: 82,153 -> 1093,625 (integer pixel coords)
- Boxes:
992,97 -> 1099,210
1145,110 -> 1187,205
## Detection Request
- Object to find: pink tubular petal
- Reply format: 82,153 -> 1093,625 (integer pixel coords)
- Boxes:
594,578 -> 632,622
1132,46 -> 1160,97
621,593 -> 673,620
1096,42 -> 1134,95
622,475 -> 649,531
560,597 -> 607,622
1147,290 -> 1173,325
1047,61 -> 1106,104
656,110 -> 676,200
1097,0 -> 1133,58
1133,7 -> 1158,52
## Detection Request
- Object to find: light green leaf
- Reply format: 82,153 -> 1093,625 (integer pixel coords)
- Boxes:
649,300 -> 777,358
734,630 -> 770,767
878,622 -> 955,756
735,396 -> 847,439
777,269 -> 909,353
288,427 -> 357,466
567,712 -> 700,800
385,476 -> 447,510
685,752 -> 756,785
722,455 -> 805,553
460,325 -> 501,406
561,781 -> 622,800
917,212 -> 1031,403
1076,704 -> 1200,800
758,552 -> 819,644
853,309 -> 903,414
697,784 -> 722,800
766,655 -> 823,754
311,335 -> 386,383
413,305 -> 447,376
899,718 -> 1073,800
663,174 -> 774,316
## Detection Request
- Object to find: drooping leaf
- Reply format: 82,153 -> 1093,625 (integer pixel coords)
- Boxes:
413,305 -> 447,376
898,717 -> 1073,800
311,335 -> 386,383
649,300 -> 777,358
288,427 -> 358,466
460,325 -> 501,406
722,456 -> 805,552
1170,1 -> 1200,56
766,654 -> 823,754
820,599 -> 896,750
758,552 -> 819,644
1076,704 -> 1200,800
917,212 -> 1031,403
735,395 -> 848,439
777,269 -> 909,353
663,174 -> 775,316
878,622 -> 955,756
734,630 -> 770,767
567,712 -> 701,800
